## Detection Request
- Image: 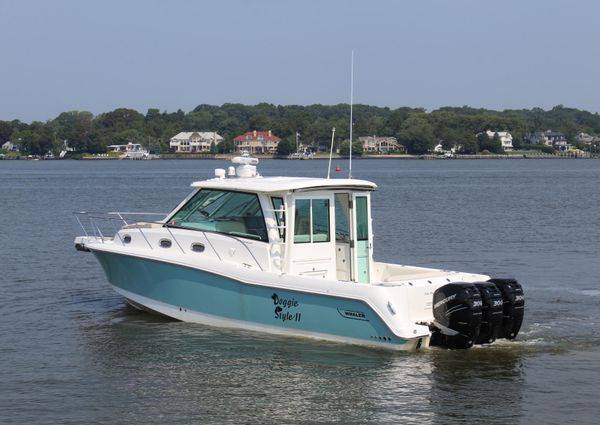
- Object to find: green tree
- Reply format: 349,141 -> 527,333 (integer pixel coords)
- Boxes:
13,121 -> 53,155
6,103 -> 600,157
397,114 -> 436,154
217,139 -> 235,154
460,134 -> 479,154
113,128 -> 142,145
185,111 -> 213,130
54,111 -> 95,152
276,138 -> 296,156
249,114 -> 272,131
477,132 -> 503,153
339,140 -> 363,156
95,108 -> 144,132
386,107 -> 421,134
0,121 -> 13,143
439,128 -> 478,154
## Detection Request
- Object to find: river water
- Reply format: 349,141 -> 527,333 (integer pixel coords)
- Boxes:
1,158 -> 599,424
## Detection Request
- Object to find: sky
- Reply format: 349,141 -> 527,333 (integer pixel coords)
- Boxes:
1,0 -> 599,122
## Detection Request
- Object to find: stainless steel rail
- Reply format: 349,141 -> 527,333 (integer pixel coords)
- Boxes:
74,211 -> 264,270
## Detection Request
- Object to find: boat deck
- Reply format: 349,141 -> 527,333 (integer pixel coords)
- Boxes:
372,262 -> 489,286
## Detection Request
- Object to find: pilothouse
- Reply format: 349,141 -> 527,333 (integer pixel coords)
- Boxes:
74,155 -> 524,350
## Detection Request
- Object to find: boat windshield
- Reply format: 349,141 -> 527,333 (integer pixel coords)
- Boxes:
167,189 -> 268,241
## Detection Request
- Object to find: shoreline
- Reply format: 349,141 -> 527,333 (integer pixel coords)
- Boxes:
74,153 -> 600,160
1,153 -> 596,161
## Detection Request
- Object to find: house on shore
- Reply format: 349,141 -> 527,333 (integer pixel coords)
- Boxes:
575,132 -> 600,146
2,141 -> 20,152
358,136 -> 405,153
170,132 -> 223,153
233,130 -> 280,154
576,132 -> 594,144
309,139 -> 332,153
485,130 -> 514,151
526,130 -> 569,151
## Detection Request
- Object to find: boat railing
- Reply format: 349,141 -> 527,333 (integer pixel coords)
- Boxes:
162,224 -> 265,271
74,211 -> 167,242
74,211 -> 265,271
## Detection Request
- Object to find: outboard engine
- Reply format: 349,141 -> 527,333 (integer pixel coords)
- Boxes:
431,283 -> 482,349
474,282 -> 504,344
488,278 -> 525,339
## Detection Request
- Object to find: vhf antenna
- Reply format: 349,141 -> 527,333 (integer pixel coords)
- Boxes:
349,50 -> 354,179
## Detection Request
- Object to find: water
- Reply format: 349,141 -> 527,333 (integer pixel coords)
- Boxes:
1,159 -> 599,424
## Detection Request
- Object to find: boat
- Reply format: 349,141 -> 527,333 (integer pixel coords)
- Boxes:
74,155 -> 524,350
124,143 -> 149,160
288,151 -> 314,160
106,142 -> 150,159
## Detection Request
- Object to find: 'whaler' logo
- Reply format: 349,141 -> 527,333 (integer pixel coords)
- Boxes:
337,309 -> 369,321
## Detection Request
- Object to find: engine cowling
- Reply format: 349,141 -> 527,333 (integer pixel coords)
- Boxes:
474,282 -> 504,344
488,278 -> 525,339
431,283 -> 483,349
431,278 -> 525,349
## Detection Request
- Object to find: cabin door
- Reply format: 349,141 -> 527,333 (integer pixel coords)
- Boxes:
289,194 -> 336,279
352,194 -> 370,283
334,193 -> 352,281
334,193 -> 370,283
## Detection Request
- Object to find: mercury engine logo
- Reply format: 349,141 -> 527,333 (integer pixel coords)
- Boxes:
434,294 -> 457,309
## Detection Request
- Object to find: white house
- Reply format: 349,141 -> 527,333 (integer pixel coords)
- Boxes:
486,130 -> 513,151
2,141 -> 20,152
358,136 -> 404,153
170,132 -> 223,153
433,142 -> 460,156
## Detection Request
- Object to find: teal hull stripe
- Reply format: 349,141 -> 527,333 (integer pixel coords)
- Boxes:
94,251 -> 406,345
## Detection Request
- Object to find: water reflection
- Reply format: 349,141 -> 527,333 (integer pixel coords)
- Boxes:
75,302 -> 535,424
78,304 -> 435,423
428,346 -> 526,424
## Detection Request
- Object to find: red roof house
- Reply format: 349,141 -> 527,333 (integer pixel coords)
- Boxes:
233,130 -> 281,154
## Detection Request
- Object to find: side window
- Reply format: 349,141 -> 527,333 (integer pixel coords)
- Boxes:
294,199 -> 311,243
355,196 -> 368,241
294,199 -> 330,244
271,197 -> 285,240
312,199 -> 330,242
334,193 -> 350,242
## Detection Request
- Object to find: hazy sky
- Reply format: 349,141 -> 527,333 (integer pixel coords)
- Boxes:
1,0 -> 599,122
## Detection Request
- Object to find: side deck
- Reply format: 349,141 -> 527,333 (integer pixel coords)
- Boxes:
372,262 -> 490,286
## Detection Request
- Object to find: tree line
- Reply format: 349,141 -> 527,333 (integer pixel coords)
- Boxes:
1,103 -> 599,156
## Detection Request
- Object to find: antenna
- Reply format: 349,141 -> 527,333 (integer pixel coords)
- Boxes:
327,127 -> 336,179
349,50 -> 354,179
